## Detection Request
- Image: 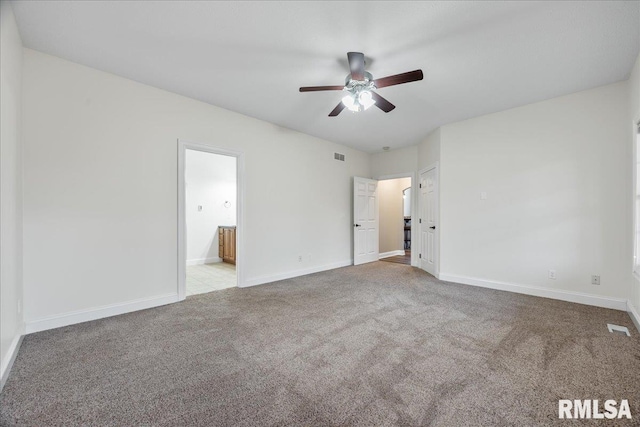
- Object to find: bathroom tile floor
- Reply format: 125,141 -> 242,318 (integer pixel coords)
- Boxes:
186,262 -> 236,296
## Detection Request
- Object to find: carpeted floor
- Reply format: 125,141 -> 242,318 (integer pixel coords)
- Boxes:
1,262 -> 639,426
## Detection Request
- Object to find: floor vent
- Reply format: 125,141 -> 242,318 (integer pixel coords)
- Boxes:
334,152 -> 345,161
607,323 -> 631,337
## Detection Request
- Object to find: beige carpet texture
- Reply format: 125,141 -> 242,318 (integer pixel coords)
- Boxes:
1,262 -> 639,426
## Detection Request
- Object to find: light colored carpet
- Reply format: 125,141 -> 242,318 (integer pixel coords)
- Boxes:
1,262 -> 639,426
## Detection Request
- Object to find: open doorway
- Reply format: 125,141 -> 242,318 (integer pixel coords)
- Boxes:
378,177 -> 411,265
185,149 -> 237,295
178,140 -> 243,299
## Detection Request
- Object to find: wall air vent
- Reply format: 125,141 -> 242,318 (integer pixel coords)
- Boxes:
334,153 -> 345,161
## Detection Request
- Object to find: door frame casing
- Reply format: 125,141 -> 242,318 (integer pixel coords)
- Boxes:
374,172 -> 417,267
418,162 -> 439,278
177,139 -> 245,300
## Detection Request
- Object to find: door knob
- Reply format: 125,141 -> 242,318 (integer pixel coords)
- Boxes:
430,226 -> 436,230
354,224 -> 362,227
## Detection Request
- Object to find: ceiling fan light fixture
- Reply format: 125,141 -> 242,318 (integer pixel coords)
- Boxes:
299,52 -> 422,117
359,90 -> 376,110
341,94 -> 360,112
342,88 -> 376,113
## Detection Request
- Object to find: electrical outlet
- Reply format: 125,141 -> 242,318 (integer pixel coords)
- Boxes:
591,275 -> 600,285
298,255 -> 302,262
548,270 -> 556,280
197,205 -> 203,212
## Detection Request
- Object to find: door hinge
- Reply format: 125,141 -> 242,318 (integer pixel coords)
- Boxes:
419,254 -> 422,258
419,183 -> 422,188
419,218 -> 422,223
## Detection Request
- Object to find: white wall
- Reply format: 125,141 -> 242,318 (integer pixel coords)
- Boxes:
378,177 -> 411,254
418,128 -> 440,171
21,49 -> 370,329
371,145 -> 417,178
629,53 -> 640,319
0,0 -> 24,388
439,82 -> 630,303
185,150 -> 236,265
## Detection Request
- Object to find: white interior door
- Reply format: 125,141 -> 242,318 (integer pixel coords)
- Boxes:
419,167 -> 438,276
353,177 -> 379,265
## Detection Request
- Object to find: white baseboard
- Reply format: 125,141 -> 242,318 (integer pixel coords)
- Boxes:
628,300 -> 640,334
241,260 -> 352,288
438,273 -> 628,311
25,293 -> 180,334
379,250 -> 405,259
1,331 -> 24,392
186,257 -> 221,266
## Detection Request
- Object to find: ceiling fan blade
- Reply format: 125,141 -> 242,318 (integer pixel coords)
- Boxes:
374,69 -> 423,89
299,85 -> 344,92
371,92 -> 396,113
328,102 -> 346,117
347,52 -> 365,80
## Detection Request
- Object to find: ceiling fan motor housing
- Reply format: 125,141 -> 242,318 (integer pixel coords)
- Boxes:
344,71 -> 376,107
345,71 -> 375,90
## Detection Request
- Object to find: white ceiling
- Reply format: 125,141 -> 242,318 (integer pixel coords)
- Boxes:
11,1 -> 640,153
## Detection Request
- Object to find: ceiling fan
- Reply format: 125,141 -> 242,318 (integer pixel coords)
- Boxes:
299,52 -> 423,117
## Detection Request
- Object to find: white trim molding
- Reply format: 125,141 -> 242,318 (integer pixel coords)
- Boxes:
379,250 -> 406,259
0,333 -> 24,392
438,273 -> 628,311
628,300 -> 640,334
25,293 -> 179,334
241,260 -> 352,288
375,172 -> 414,181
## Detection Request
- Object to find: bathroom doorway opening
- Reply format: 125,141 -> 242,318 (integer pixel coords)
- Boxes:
178,140 -> 243,299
